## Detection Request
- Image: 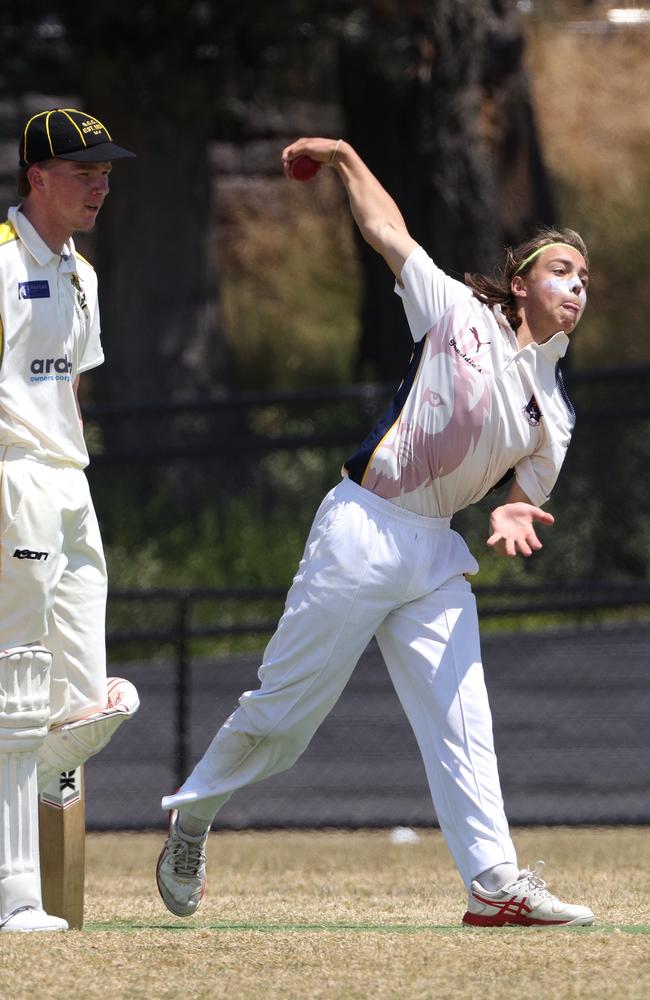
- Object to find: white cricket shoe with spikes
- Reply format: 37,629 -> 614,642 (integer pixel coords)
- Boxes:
156,810 -> 207,917
463,861 -> 595,927
1,906 -> 68,932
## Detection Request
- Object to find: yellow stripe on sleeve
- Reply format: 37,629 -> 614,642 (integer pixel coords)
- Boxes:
0,220 -> 18,246
74,250 -> 95,269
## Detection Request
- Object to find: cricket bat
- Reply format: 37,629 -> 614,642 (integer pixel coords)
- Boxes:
38,766 -> 85,929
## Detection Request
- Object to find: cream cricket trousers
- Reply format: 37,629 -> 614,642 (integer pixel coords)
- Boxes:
165,477 -> 517,887
0,450 -> 109,919
0,450 -> 108,723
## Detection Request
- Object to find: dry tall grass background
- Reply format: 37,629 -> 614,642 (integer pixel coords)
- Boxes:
219,170 -> 361,390
525,18 -> 650,368
0,827 -> 648,1000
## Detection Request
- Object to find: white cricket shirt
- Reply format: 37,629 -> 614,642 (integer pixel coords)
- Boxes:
344,246 -> 575,518
0,205 -> 104,467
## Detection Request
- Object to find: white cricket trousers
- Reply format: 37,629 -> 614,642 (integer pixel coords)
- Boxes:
165,477 -> 517,887
0,449 -> 108,723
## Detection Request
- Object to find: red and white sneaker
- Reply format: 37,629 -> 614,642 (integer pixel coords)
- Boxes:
463,862 -> 594,928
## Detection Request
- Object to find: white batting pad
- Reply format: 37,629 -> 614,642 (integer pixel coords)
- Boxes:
0,750 -> 42,920
0,646 -> 52,753
37,678 -> 139,790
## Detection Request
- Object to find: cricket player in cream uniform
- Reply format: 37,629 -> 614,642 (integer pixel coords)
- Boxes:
157,138 -> 595,928
0,109 -> 139,932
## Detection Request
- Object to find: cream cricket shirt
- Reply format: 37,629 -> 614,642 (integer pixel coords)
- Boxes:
0,205 -> 103,467
344,246 -> 575,518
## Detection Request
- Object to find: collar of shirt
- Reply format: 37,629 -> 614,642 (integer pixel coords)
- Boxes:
493,303 -> 569,363
8,204 -> 77,271
535,329 -> 570,360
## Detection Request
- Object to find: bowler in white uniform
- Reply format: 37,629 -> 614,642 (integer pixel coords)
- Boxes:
157,137 -> 594,928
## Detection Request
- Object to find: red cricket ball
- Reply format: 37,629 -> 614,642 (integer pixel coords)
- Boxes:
289,155 -> 321,182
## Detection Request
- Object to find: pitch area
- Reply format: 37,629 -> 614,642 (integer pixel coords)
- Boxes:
1,827 -> 648,999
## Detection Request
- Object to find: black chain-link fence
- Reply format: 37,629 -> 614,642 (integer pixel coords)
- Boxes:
88,615 -> 650,830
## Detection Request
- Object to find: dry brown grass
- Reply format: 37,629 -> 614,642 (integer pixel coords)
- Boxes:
527,19 -> 650,203
219,170 -> 360,390
0,827 -> 648,1000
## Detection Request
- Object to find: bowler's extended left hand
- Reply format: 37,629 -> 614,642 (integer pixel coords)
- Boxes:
487,502 -> 554,558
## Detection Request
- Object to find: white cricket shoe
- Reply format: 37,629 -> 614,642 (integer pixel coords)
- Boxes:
463,861 -> 595,927
156,810 -> 207,916
0,906 -> 69,932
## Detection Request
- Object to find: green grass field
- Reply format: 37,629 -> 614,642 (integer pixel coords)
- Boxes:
1,827 -> 648,999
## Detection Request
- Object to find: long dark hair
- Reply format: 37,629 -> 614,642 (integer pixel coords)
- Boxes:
465,227 -> 589,330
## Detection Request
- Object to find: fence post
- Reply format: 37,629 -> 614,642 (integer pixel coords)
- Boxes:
175,595 -> 190,789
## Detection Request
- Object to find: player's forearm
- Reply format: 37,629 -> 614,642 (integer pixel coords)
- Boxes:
334,143 -> 405,238
333,142 -> 417,277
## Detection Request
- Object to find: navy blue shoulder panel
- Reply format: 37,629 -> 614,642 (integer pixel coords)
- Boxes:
555,362 -> 576,427
344,337 -> 426,485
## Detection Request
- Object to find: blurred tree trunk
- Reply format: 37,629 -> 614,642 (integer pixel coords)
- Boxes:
338,0 -> 554,380
54,4 -> 229,455
85,96 -> 224,410
483,1 -> 555,247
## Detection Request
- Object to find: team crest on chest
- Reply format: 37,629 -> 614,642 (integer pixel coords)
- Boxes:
70,273 -> 88,313
523,395 -> 542,426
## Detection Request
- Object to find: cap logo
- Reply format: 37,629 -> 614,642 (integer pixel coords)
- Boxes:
82,119 -> 105,134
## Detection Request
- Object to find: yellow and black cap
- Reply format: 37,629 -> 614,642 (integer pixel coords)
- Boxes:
20,108 -> 135,168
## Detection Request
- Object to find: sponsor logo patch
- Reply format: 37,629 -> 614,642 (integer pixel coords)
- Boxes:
18,280 -> 50,299
40,769 -> 82,809
29,354 -> 73,383
449,337 -> 487,375
469,326 -> 491,353
13,548 -> 49,561
30,355 -> 72,375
